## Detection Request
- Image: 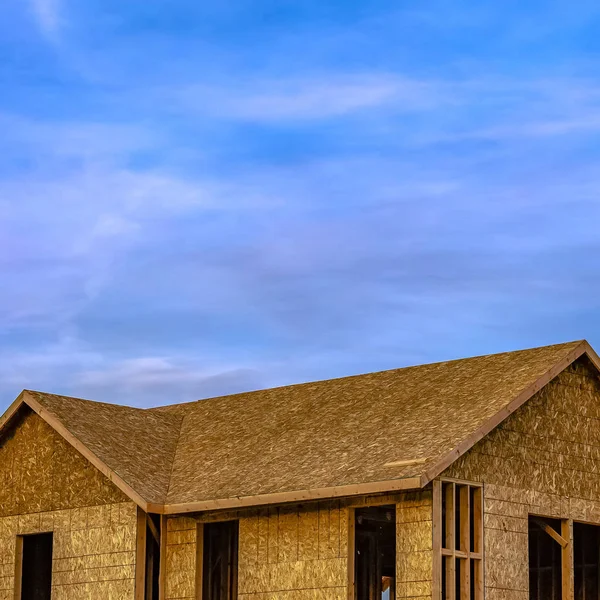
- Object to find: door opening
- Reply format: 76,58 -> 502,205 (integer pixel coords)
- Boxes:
355,505 -> 396,600
19,532 -> 53,600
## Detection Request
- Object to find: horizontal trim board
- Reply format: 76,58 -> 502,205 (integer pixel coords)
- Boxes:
160,477 -> 422,514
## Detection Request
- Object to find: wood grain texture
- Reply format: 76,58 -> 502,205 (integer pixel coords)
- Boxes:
0,408 -> 138,600
135,507 -> 147,600
396,491 -> 434,600
157,341 -> 585,507
444,356 -> 600,599
1,341 -> 592,512
0,501 -> 137,600
25,390 -> 183,505
237,502 -> 348,600
0,408 -> 127,516
163,517 -> 197,600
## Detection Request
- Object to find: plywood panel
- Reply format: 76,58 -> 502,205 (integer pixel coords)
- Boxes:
0,502 -> 137,600
164,516 -> 197,600
0,409 -> 127,517
237,504 -> 350,599
444,356 -> 600,600
396,490 -> 433,599
0,409 -> 138,600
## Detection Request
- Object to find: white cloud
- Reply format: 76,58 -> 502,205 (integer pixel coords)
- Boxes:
178,74 -> 443,121
29,0 -> 63,41
0,333 -> 267,408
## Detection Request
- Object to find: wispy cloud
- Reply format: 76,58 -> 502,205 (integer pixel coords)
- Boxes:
176,74 -> 444,121
4,0 -> 600,411
29,0 -> 63,41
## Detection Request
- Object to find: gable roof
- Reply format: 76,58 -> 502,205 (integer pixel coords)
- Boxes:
1,340 -> 597,514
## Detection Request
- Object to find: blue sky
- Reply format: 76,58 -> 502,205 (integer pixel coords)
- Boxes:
2,0 -> 600,409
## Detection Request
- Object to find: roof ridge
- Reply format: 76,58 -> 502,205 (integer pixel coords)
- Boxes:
149,339 -> 584,413
2,339 -> 594,515
24,390 -> 149,412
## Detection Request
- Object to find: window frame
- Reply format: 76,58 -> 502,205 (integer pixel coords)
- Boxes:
433,477 -> 484,600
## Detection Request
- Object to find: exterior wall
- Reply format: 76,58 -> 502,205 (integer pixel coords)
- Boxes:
395,491 -> 433,600
443,357 -> 600,600
164,492 -> 433,600
164,502 -> 349,600
165,516 -> 197,600
0,408 -> 137,600
237,501 -> 348,600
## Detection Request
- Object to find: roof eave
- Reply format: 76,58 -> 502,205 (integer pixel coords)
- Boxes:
159,476 -> 423,515
2,340 -> 595,516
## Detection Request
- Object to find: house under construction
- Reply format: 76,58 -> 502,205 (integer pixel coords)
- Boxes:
1,339 -> 599,600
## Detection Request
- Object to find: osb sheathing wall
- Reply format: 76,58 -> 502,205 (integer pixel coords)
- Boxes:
163,503 -> 349,600
0,408 -> 138,600
164,516 -> 197,600
237,501 -> 348,600
443,357 -> 600,600
394,491 -> 433,600
164,492 -> 432,600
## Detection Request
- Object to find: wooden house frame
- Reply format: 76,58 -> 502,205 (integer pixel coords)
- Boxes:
2,339 -> 600,600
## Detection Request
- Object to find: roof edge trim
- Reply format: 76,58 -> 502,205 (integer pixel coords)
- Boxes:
2,391 -> 151,513
159,476 -> 422,515
420,339 -> 595,487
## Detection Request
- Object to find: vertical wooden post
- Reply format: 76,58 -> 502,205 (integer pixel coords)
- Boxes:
458,486 -> 470,552
159,515 -> 167,600
472,487 -> 484,600
458,486 -> 470,599
347,508 -> 356,600
562,518 -> 573,600
196,522 -> 204,600
432,480 -> 442,600
445,483 -> 455,551
446,483 -> 456,600
136,507 -> 147,600
13,536 -> 23,600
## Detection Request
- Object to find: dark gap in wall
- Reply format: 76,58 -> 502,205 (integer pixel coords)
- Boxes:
528,516 -> 561,600
203,520 -> 239,600
574,521 -> 600,600
21,532 -> 53,600
355,505 -> 396,600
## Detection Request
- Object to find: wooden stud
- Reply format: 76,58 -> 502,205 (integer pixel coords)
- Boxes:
432,480 -> 443,600
445,482 -> 455,550
435,479 -> 484,600
347,508 -> 356,600
13,536 -> 23,600
458,486 -> 469,553
445,556 -> 456,600
230,522 -> 239,600
135,507 -> 147,600
459,557 -> 470,600
473,559 -> 483,600
561,519 -> 573,600
471,487 -> 483,555
159,515 -> 167,600
196,522 -> 204,600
